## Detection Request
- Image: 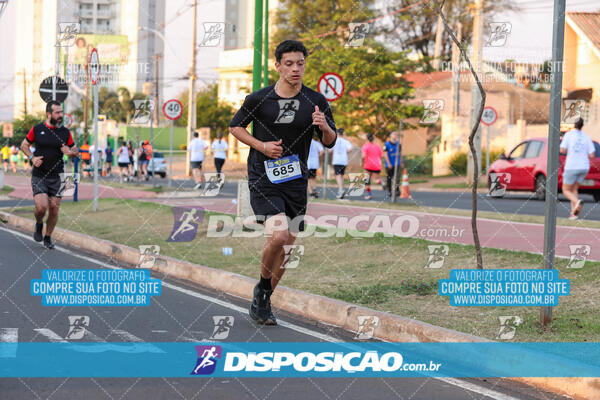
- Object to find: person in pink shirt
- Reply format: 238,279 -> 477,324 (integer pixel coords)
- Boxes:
361,133 -> 383,200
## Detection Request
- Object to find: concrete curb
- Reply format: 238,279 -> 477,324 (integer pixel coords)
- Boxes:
0,210 -> 597,399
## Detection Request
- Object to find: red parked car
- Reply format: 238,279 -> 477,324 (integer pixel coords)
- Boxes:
488,137 -> 600,201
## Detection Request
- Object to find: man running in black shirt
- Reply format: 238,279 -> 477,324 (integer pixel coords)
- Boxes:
20,101 -> 79,249
229,40 -> 336,325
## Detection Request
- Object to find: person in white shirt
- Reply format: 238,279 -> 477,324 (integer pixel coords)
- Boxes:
560,118 -> 596,219
189,132 -> 208,189
89,143 -> 104,178
307,138 -> 324,198
211,132 -> 229,175
115,141 -> 131,182
329,129 -> 353,198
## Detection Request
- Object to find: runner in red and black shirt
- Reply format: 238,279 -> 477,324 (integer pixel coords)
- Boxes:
20,101 -> 79,249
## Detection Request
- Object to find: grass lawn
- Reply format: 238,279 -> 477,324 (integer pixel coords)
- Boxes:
11,198 -> 600,342
0,185 -> 14,195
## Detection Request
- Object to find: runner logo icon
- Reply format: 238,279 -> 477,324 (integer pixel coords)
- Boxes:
275,100 -> 300,124
191,345 -> 222,375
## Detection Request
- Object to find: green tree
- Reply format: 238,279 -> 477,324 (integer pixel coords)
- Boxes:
273,0 -> 422,138
2,114 -> 44,147
176,84 -> 235,137
382,0 -> 519,68
72,87 -> 148,125
273,0 -> 376,47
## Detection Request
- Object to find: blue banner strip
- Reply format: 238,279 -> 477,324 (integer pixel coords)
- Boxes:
0,342 -> 598,378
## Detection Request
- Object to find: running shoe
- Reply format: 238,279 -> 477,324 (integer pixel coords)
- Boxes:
249,283 -> 276,325
34,222 -> 43,242
336,191 -> 345,199
193,183 -> 203,190
43,236 -> 55,249
569,214 -> 578,220
574,200 -> 583,216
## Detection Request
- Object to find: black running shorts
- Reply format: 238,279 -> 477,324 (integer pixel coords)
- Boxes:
248,181 -> 308,233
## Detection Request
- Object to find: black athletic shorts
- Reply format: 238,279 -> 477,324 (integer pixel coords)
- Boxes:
118,162 -> 129,168
308,169 -> 317,178
32,175 -> 62,198
190,161 -> 203,169
248,181 -> 308,233
333,164 -> 346,175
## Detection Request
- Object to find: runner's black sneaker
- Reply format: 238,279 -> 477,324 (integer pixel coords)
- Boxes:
43,236 -> 55,249
34,222 -> 43,242
249,283 -> 276,325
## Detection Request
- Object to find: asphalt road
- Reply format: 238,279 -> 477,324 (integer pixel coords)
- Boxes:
0,227 -> 567,400
95,176 -> 600,221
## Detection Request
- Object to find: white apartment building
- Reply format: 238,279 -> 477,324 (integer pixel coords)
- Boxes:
13,0 -> 164,118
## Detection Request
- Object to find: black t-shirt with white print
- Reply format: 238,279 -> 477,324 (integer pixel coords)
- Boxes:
229,84 -> 336,188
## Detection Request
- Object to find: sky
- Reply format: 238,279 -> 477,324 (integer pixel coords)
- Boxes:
0,0 -> 599,121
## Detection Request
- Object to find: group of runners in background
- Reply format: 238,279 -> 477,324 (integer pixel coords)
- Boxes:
307,129 -> 403,200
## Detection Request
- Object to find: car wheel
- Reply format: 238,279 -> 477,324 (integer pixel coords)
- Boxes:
593,191 -> 600,203
535,174 -> 546,201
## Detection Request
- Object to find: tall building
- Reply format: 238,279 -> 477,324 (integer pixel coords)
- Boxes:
13,0 -> 165,119
217,0 -> 278,161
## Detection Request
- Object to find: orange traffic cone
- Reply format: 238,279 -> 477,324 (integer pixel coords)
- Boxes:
400,168 -> 411,199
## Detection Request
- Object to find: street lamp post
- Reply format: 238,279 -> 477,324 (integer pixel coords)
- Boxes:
0,1 -> 8,19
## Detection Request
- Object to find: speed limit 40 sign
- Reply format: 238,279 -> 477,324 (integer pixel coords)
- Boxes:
481,106 -> 498,126
163,99 -> 183,120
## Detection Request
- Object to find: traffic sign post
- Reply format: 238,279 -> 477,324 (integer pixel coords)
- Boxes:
63,113 -> 73,129
39,76 -> 69,103
481,106 -> 498,176
2,123 -> 13,138
317,73 -> 344,102
163,99 -> 183,188
317,72 -> 344,198
89,48 -> 100,211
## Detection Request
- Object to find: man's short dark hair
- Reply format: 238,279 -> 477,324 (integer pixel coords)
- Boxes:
575,117 -> 584,130
46,100 -> 61,114
275,40 -> 308,63
194,132 -> 199,138
337,128 -> 344,136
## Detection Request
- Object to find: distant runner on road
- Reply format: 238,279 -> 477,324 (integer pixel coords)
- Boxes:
20,101 -> 79,249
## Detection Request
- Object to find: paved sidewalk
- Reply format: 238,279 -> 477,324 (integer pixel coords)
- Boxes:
3,174 -> 157,200
151,196 -> 600,262
5,173 -> 598,262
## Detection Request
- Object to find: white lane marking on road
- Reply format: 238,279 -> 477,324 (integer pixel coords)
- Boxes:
111,329 -> 143,342
33,328 -> 67,343
0,328 -> 18,357
438,378 -> 525,400
2,226 -> 528,400
82,329 -> 104,342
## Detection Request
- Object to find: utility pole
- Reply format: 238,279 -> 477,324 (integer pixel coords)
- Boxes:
263,0 -> 269,87
21,69 -> 27,116
451,22 -> 462,116
252,0 -> 263,92
154,54 -> 161,125
83,54 -> 89,136
433,11 -> 444,70
467,0 -> 483,185
186,0 -> 198,177
541,0 -> 566,327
